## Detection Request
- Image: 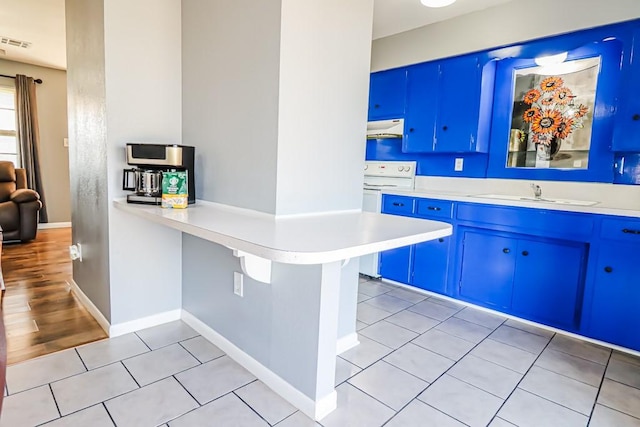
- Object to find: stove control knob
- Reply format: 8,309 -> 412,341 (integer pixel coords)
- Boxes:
398,166 -> 404,171
405,166 -> 411,172
364,164 -> 368,170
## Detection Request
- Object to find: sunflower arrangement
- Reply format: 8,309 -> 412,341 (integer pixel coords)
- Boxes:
521,76 -> 589,147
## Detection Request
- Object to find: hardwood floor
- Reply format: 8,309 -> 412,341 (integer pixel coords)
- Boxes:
1,228 -> 107,365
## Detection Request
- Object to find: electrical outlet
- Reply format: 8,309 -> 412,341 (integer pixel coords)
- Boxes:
69,243 -> 82,262
63,137 -> 69,147
233,272 -> 244,297
454,158 -> 464,171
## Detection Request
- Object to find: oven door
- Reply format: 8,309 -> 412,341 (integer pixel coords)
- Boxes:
360,189 -> 382,278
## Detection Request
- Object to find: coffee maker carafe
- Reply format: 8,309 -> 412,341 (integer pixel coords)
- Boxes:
122,143 -> 196,205
123,168 -> 163,197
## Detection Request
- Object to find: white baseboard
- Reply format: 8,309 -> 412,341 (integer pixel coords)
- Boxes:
336,332 -> 359,355
380,278 -> 640,359
67,279 -> 110,334
109,309 -> 182,337
38,222 -> 71,230
181,310 -> 337,421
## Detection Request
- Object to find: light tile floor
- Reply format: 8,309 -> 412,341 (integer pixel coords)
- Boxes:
3,276 -> 640,427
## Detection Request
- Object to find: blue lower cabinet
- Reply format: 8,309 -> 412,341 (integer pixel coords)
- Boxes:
511,239 -> 585,331
587,242 -> 640,351
458,231 -> 516,310
412,236 -> 450,294
379,245 -> 413,285
458,229 -> 586,330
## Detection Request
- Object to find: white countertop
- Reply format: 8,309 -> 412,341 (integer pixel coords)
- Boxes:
382,188 -> 640,218
114,199 -> 452,264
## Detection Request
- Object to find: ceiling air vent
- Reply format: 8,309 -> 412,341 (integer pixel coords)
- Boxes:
0,37 -> 31,49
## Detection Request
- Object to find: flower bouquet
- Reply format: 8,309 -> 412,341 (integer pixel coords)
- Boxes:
521,76 -> 589,160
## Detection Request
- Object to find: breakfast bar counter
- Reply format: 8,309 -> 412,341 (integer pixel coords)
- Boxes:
114,199 -> 452,265
114,198 -> 451,420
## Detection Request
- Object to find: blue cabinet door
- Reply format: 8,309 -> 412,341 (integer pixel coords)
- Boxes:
511,239 -> 585,330
412,236 -> 450,294
458,231 -> 516,310
368,68 -> 407,120
588,242 -> 640,351
434,56 -> 482,153
380,245 -> 413,284
612,29 -> 640,152
403,63 -> 438,153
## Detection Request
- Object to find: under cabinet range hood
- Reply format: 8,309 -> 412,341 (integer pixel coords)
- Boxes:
366,118 -> 404,139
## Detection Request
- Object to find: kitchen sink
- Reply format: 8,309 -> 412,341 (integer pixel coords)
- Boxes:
476,194 -> 599,206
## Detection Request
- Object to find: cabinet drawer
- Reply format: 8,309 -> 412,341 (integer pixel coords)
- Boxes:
600,217 -> 640,243
382,195 -> 415,216
456,203 -> 594,240
416,198 -> 454,219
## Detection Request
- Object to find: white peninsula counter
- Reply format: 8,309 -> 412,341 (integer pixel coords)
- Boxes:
114,199 -> 451,420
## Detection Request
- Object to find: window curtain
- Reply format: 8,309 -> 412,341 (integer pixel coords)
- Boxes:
15,75 -> 47,223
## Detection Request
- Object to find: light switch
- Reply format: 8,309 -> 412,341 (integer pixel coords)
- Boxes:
63,137 -> 69,147
454,158 -> 464,171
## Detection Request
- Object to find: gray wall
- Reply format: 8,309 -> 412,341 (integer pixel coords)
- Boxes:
182,0 -> 281,214
0,59 -> 71,223
65,0 -> 111,320
372,0 -> 640,71
182,234 -> 338,398
181,0 -> 374,403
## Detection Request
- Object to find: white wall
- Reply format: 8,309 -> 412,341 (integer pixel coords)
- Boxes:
0,60 -> 71,223
275,0 -> 372,215
372,0 -> 640,71
104,0 -> 183,325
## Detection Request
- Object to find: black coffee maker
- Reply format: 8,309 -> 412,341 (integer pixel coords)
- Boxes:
122,143 -> 196,205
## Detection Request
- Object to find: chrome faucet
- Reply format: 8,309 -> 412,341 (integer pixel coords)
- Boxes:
531,183 -> 542,199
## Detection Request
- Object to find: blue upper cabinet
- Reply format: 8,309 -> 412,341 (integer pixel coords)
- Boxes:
612,28 -> 640,152
403,55 -> 495,154
435,56 -> 494,153
403,62 -> 438,153
368,68 -> 407,121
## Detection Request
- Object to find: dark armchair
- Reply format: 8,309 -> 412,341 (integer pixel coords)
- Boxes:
0,161 -> 42,242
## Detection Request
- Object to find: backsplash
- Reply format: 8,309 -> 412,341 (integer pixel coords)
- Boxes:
366,139 -> 640,185
365,138 -> 488,178
414,176 -> 640,211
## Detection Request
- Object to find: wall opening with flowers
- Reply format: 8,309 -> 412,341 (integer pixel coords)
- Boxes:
488,38 -> 623,183
508,57 -> 599,169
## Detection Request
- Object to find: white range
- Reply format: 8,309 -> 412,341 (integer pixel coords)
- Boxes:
360,160 -> 417,277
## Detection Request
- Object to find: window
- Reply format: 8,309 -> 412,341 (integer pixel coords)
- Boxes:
0,86 -> 18,166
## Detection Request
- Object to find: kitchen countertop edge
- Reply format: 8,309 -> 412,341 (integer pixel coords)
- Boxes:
382,188 -> 640,218
113,199 -> 452,265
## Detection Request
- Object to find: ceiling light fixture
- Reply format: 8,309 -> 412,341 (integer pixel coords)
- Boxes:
420,0 -> 456,8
